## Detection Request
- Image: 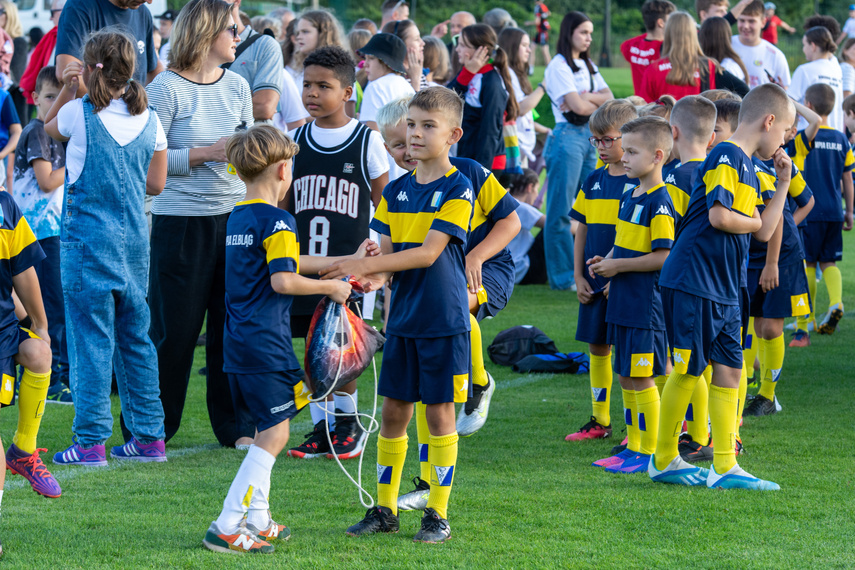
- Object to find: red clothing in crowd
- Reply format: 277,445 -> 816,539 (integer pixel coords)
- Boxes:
761,15 -> 783,45
640,58 -> 715,103
620,34 -> 663,95
19,26 -> 58,104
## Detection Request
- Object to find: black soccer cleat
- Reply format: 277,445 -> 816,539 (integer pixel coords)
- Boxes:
287,420 -> 332,459
327,413 -> 367,460
743,394 -> 777,417
678,433 -> 713,463
346,506 -> 400,536
413,508 -> 451,544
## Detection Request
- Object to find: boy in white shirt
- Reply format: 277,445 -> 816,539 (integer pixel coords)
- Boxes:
730,0 -> 790,89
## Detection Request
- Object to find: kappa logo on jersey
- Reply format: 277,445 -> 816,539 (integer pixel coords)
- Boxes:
377,464 -> 393,485
674,353 -> 686,364
634,356 -> 651,367
343,162 -> 355,174
754,164 -> 762,174
591,182 -> 601,191
592,387 -> 607,402
656,205 -> 670,215
665,173 -> 676,185
397,191 -> 409,202
273,220 -> 291,232
718,155 -> 731,165
481,166 -> 491,177
673,348 -> 691,373
461,188 -> 473,202
293,174 -> 362,219
743,163 -> 750,173
433,465 -> 454,487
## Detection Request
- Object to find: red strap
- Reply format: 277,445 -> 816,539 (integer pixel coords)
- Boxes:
455,64 -> 495,87
708,59 -> 716,90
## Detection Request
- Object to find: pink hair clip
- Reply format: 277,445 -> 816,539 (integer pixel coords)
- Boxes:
96,63 -> 104,69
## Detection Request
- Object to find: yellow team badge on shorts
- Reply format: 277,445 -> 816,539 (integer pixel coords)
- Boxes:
453,374 -> 469,404
673,348 -> 692,375
631,353 -> 654,377
791,293 -> 810,317
0,373 -> 14,406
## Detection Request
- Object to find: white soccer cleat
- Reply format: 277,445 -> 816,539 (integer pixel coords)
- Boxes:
648,455 -> 709,486
706,463 -> 780,491
456,373 -> 496,437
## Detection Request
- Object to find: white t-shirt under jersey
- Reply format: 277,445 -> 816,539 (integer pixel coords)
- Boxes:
288,118 -> 389,182
790,56 -> 844,132
730,36 -> 790,89
57,98 -> 167,184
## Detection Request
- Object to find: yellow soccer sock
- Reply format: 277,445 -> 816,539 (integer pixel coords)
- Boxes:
377,435 -> 408,515
622,389 -> 640,453
415,402 -> 430,483
635,387 -> 660,455
469,314 -> 488,387
425,432 -> 458,520
823,265 -> 843,308
590,353 -> 613,425
13,368 -> 50,454
654,375 -> 667,396
686,375 -> 709,446
736,360 -> 748,438
654,371 -> 699,470
798,265 -> 817,330
758,334 -> 784,401
709,384 -> 738,474
702,365 -> 712,386
743,318 -> 759,382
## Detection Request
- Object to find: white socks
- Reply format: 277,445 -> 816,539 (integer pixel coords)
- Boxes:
216,445 -> 275,532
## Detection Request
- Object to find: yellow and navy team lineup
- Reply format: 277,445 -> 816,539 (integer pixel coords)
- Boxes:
0,0 -> 852,558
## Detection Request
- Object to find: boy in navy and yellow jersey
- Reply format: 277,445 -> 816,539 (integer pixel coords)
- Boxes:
284,47 -> 390,461
743,155 -> 814,418
663,96 -> 718,464
0,188 -> 59,555
322,87 -> 475,544
565,99 -> 638,446
374,96 -> 519,513
650,83 -> 795,491
203,126 -> 358,555
789,84 -> 854,341
588,116 -> 675,474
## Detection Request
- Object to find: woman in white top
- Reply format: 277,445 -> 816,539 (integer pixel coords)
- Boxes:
839,38 -> 855,99
499,27 -> 549,166
542,11 -> 612,290
145,0 -> 256,449
791,26 -> 844,131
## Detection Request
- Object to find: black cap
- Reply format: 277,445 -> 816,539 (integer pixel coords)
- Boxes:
157,9 -> 179,21
358,33 -> 407,75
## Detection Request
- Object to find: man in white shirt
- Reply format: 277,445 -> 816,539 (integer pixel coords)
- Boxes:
730,0 -> 790,89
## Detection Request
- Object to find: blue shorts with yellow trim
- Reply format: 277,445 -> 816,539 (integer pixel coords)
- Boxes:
228,369 -> 308,431
803,221 -> 843,263
607,323 -> 667,378
379,333 -> 471,404
663,288 -> 743,376
747,262 -> 811,319
475,257 -> 515,321
0,327 -> 40,407
576,292 -> 609,345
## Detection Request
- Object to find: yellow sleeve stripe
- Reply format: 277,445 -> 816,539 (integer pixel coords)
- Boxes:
788,171 -> 806,198
756,171 -> 776,194
650,214 -> 675,243
263,230 -> 300,273
0,217 -> 38,261
571,189 -> 587,217
846,148 -> 855,168
793,135 -> 809,171
703,163 -> 757,217
387,211 -> 434,243
477,176 -> 509,216
374,197 -> 390,226
665,184 -> 690,218
435,197 -> 472,231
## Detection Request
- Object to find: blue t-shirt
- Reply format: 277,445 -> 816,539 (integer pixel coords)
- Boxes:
790,127 -> 854,222
0,192 -> 44,358
570,165 -> 637,293
370,167 -> 474,338
664,158 -> 702,228
749,159 -> 813,269
606,182 -> 675,330
223,200 -> 301,374
0,90 -> 20,149
55,0 -> 158,85
660,141 -> 762,305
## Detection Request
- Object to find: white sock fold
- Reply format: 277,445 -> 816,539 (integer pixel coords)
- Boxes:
215,445 -> 276,532
309,400 -> 335,429
334,390 -> 358,415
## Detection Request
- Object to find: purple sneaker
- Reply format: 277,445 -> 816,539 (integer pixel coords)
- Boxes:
110,438 -> 167,462
6,445 -> 62,498
53,438 -> 108,467
592,448 -> 635,468
605,453 -> 651,474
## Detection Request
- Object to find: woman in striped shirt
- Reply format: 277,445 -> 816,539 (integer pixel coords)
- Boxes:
145,0 -> 255,449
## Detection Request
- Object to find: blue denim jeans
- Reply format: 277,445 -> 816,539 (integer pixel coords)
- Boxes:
543,122 -> 596,290
35,236 -> 67,386
61,97 -> 165,447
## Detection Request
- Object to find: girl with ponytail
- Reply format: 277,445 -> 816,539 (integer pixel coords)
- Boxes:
45,26 -> 169,465
448,23 -> 519,170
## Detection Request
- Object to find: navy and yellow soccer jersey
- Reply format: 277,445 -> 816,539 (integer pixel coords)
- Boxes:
370,167 -> 474,338
605,183 -> 675,330
449,157 -> 519,259
224,200 -> 301,374
749,159 -> 813,269
790,126 -> 854,222
0,192 -> 43,358
660,141 -> 762,305
570,165 -> 637,292
663,158 -> 703,227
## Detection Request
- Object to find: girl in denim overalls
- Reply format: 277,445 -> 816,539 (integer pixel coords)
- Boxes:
45,28 -> 168,466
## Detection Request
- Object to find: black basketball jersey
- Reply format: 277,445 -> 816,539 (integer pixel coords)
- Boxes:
287,120 -> 374,316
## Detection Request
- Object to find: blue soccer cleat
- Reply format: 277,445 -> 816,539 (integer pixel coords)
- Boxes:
605,452 -> 650,474
707,464 -> 780,490
648,454 -> 709,486
592,448 -> 634,468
